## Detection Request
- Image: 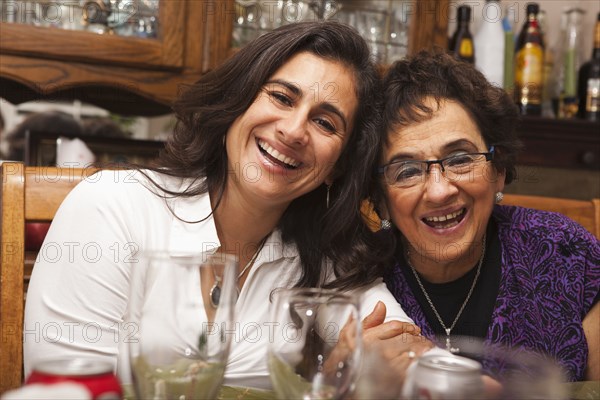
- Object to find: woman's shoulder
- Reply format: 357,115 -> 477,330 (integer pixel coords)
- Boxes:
68,169 -> 185,199
59,169 -> 198,218
493,204 -> 595,238
492,204 -> 599,260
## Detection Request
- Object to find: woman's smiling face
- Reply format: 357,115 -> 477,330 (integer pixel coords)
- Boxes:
225,51 -> 358,209
382,99 -> 505,266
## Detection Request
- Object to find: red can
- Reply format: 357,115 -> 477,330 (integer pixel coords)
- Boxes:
26,359 -> 122,400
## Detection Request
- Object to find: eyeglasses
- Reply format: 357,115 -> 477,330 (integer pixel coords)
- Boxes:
379,146 -> 495,188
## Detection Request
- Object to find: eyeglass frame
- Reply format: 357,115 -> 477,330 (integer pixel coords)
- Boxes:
378,146 -> 496,187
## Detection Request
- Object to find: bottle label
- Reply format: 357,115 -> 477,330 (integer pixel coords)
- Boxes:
515,43 -> 543,105
586,78 -> 600,113
459,39 -> 473,58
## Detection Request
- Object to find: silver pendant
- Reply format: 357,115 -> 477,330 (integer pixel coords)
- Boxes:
209,282 -> 221,308
445,331 -> 460,353
209,283 -> 241,308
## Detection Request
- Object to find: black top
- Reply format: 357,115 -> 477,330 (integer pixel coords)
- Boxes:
399,221 -> 501,339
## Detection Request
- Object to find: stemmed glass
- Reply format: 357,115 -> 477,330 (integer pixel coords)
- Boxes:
268,288 -> 362,400
126,251 -> 237,400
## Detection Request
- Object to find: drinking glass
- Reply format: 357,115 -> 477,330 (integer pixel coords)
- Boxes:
423,335 -> 568,399
268,288 -> 362,400
126,251 -> 237,400
356,335 -> 568,399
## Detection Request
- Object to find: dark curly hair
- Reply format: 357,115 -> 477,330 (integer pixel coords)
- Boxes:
378,50 -> 522,185
143,21 -> 387,290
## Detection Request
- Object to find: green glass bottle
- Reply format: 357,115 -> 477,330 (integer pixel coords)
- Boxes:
503,6 -> 516,93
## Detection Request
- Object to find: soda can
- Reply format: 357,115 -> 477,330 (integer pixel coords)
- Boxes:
408,353 -> 483,399
26,359 -> 122,400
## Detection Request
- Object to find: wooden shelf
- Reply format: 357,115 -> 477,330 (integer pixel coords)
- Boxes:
516,117 -> 600,170
25,131 -> 164,166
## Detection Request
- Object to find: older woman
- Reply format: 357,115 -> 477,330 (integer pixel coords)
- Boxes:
372,51 -> 600,382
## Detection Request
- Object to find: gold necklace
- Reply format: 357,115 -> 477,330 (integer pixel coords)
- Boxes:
209,237 -> 267,309
406,234 -> 486,353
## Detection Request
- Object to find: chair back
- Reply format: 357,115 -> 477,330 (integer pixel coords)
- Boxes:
0,162 -> 93,393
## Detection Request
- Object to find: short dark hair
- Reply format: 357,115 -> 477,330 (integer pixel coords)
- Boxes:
147,21 -> 386,290
380,50 -> 522,184
4,111 -> 83,162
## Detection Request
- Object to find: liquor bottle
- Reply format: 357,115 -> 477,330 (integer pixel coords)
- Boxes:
449,5 -> 474,64
539,8 -> 556,117
503,5 -> 516,93
514,3 -> 544,116
577,12 -> 600,121
552,8 -> 585,119
474,0 -> 504,86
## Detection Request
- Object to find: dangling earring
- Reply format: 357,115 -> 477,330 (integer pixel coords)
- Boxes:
326,184 -> 331,209
495,192 -> 504,203
380,219 -> 392,230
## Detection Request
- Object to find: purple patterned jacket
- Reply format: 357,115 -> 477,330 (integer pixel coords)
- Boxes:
384,205 -> 600,381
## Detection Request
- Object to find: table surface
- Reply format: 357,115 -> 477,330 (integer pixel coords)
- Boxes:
122,381 -> 600,399
563,381 -> 600,400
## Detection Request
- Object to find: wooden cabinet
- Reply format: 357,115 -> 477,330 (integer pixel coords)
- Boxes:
405,0 -> 451,55
0,1 -> 210,115
220,0 -> 450,64
0,0 -> 449,115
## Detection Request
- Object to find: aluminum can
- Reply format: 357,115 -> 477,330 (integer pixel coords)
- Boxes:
408,353 -> 483,399
26,359 -> 122,400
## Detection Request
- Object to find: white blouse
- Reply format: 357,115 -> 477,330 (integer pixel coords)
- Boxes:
23,170 -> 412,390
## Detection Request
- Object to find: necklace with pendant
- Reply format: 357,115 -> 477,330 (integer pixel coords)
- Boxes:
406,234 -> 486,353
209,237 -> 267,308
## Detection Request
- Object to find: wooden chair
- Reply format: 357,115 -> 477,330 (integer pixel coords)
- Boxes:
0,162 -> 95,393
502,193 -> 600,239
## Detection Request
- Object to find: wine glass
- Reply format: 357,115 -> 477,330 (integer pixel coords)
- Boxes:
126,251 -> 237,400
268,288 -> 362,400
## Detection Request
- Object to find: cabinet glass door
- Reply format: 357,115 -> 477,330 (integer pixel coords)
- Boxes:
231,0 -> 410,63
0,0 -> 159,38
0,0 -> 186,69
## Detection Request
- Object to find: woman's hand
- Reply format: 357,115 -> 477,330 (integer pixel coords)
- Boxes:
345,302 -> 434,398
360,302 -> 433,379
324,301 -> 429,378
